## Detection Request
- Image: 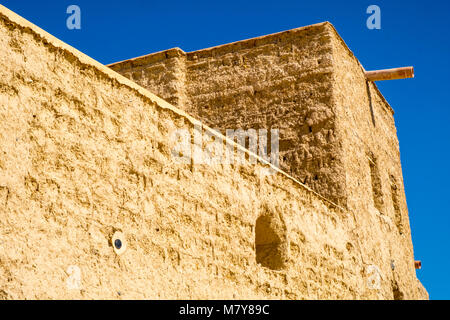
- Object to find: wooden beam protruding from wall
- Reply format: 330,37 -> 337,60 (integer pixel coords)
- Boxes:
365,67 -> 414,81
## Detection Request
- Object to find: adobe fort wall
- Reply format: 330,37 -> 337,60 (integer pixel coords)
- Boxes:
0,5 -> 427,299
109,24 -> 347,207
107,20 -> 428,300
329,31 -> 423,299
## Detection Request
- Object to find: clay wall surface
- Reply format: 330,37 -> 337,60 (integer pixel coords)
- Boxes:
109,24 -> 347,207
329,30 -> 427,299
0,5 -> 427,299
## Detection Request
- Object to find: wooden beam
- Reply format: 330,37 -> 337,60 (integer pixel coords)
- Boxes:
365,67 -> 414,81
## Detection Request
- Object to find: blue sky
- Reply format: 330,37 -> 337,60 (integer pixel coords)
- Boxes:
2,0 -> 449,299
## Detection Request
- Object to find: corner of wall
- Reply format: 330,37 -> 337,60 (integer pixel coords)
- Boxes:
326,22 -> 427,299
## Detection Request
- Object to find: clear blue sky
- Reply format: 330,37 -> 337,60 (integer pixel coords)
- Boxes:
2,0 -> 448,299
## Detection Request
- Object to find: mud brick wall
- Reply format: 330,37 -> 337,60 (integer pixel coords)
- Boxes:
0,4 -> 427,299
113,48 -> 187,107
108,21 -> 427,299
109,24 -> 347,207
329,31 -> 425,299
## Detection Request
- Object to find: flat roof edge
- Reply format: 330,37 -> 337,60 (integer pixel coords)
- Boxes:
108,22 -> 331,68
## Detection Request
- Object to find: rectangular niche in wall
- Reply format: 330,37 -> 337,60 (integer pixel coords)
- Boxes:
390,175 -> 403,235
255,212 -> 288,271
368,153 -> 384,214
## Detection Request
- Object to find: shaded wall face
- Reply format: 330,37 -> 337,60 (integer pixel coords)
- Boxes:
0,11 -> 387,300
329,33 -> 427,299
110,25 -> 348,207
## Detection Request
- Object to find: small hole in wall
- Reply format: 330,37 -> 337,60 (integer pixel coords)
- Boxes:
313,174 -> 318,181
255,214 -> 287,270
114,239 -> 122,250
308,126 -> 313,133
